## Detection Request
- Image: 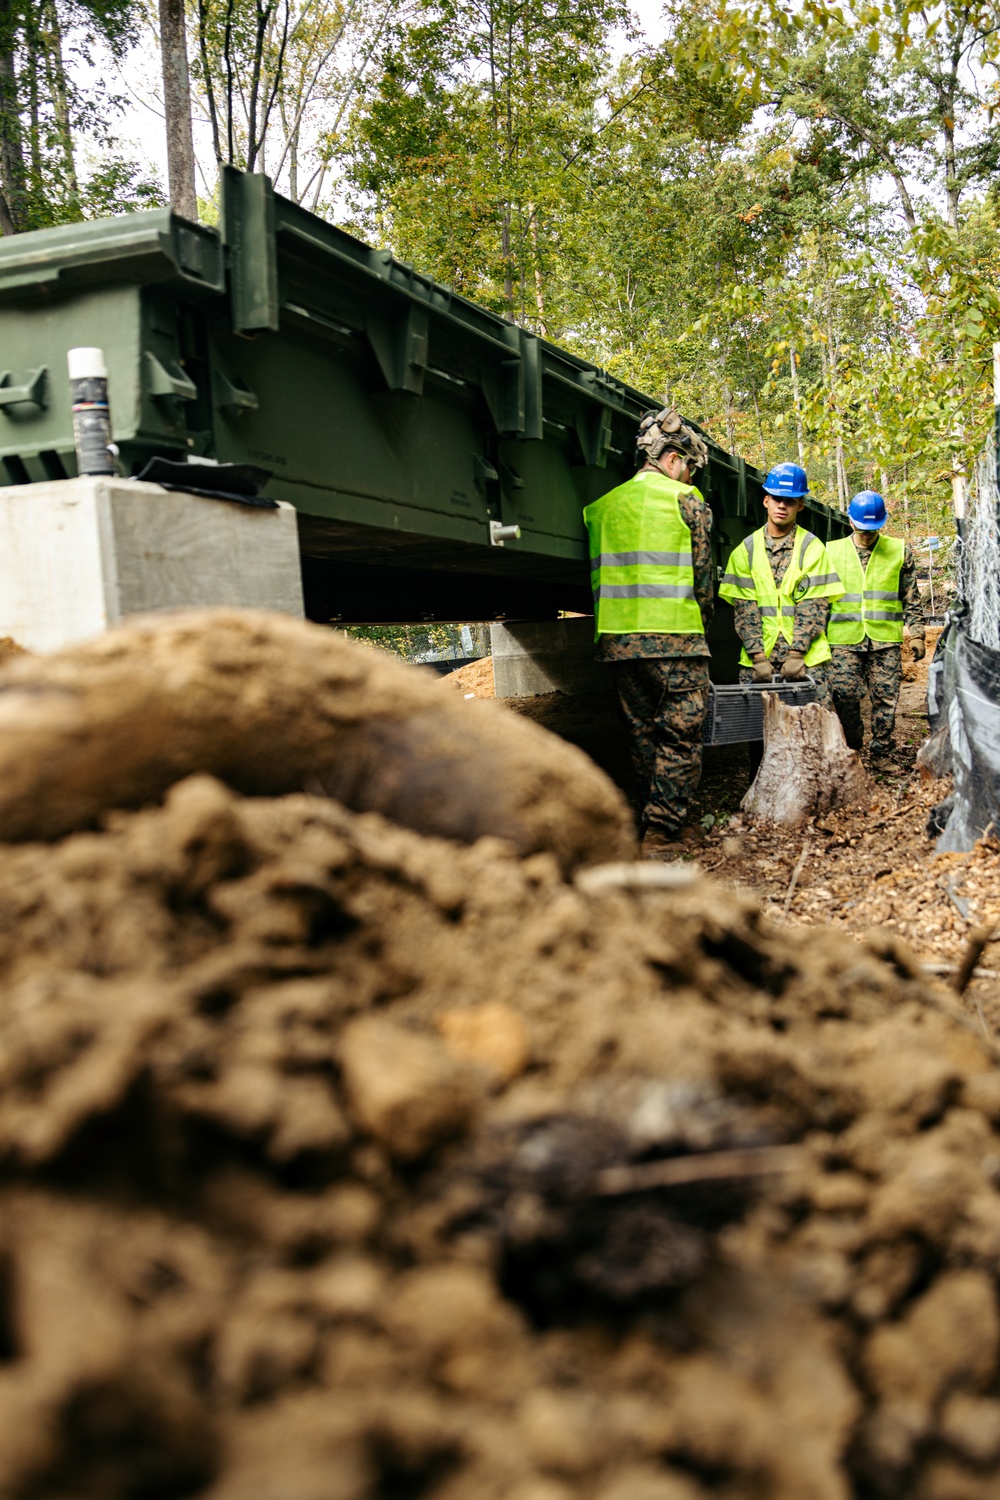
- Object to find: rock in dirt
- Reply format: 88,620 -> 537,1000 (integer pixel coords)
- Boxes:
0,617 -> 999,1499
340,1016 -> 481,1159
0,608 -> 633,872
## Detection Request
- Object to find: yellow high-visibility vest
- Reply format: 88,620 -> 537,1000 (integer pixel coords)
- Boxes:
719,525 -> 842,666
584,471 -> 704,637
827,535 -> 905,644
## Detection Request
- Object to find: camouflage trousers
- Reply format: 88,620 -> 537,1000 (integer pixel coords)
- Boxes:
828,644 -> 902,755
611,657 -> 709,837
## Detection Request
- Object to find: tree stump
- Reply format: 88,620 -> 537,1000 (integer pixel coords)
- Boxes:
741,694 -> 869,826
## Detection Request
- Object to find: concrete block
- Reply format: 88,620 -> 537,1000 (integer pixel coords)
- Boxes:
0,476 -> 304,652
490,617 -> 611,698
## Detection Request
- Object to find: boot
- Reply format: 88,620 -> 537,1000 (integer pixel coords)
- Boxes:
640,828 -> 687,862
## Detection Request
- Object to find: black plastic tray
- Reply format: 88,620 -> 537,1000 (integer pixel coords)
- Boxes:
702,678 -> 819,744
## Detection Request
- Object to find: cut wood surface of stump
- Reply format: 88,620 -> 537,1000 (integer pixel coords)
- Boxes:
742,694 -> 869,826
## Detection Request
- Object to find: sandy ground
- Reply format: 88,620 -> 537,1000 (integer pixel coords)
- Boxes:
446,656 -> 495,698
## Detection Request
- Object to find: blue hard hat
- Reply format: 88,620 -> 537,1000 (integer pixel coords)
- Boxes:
762,462 -> 809,499
848,490 -> 887,529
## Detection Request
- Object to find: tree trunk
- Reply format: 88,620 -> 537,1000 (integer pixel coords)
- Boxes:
197,0 -> 223,164
951,419 -> 966,524
943,113 -> 960,230
25,4 -> 40,184
817,337 -> 841,506
286,99 -> 298,200
825,307 -> 850,508
246,0 -> 277,172
223,0 -> 236,163
789,350 -> 806,466
41,0 -> 77,207
939,30 -> 961,232
752,387 -> 766,469
159,0 -> 198,219
0,0 -> 25,234
819,315 -> 848,508
721,377 -> 736,455
501,205 -> 513,317
742,695 -> 868,826
836,437 -> 848,509
528,208 -> 547,337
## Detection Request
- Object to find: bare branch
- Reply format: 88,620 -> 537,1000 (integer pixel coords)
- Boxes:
595,1146 -> 804,1197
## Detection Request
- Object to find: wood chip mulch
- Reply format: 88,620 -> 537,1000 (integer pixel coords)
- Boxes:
697,764 -> 1000,1032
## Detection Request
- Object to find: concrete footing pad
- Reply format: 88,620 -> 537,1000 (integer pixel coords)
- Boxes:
490,617 -> 609,699
0,476 -> 303,651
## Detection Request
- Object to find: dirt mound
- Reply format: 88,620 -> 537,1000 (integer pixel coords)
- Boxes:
0,609 -> 631,872
443,656 -> 496,698
0,617 -> 999,1499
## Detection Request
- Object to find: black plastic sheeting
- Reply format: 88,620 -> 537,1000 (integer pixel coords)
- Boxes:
927,616 -> 1000,850
134,458 -> 277,508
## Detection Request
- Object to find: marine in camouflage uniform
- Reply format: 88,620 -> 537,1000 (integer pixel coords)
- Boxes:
585,408 -> 714,848
733,529 -> 833,707
719,465 -> 842,783
597,500 -> 714,841
827,536 -> 925,757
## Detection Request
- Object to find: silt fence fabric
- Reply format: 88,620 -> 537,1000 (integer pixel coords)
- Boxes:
930,619 -> 1000,851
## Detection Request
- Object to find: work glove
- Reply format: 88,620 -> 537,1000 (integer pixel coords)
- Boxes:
910,637 -> 926,662
751,653 -> 773,683
779,650 -> 807,682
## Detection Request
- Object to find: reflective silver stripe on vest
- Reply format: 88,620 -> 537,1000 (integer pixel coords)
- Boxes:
745,532 -> 755,568
866,611 -> 903,622
837,593 -> 863,603
831,612 -> 864,622
760,604 -> 795,617
806,572 -> 840,587
721,573 -> 754,588
595,582 -> 697,599
797,530 -> 816,568
863,590 -> 901,601
590,550 -> 693,571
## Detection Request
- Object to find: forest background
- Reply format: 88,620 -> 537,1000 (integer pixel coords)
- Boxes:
1,0 -> 998,548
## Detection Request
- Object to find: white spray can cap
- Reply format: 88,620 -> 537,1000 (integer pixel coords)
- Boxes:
67,347 -> 108,381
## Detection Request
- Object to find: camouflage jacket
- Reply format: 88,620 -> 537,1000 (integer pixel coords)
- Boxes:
596,486 -> 714,662
732,528 -> 830,663
835,537 -> 927,653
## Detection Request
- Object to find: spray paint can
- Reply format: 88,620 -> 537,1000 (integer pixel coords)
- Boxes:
67,347 -> 116,476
